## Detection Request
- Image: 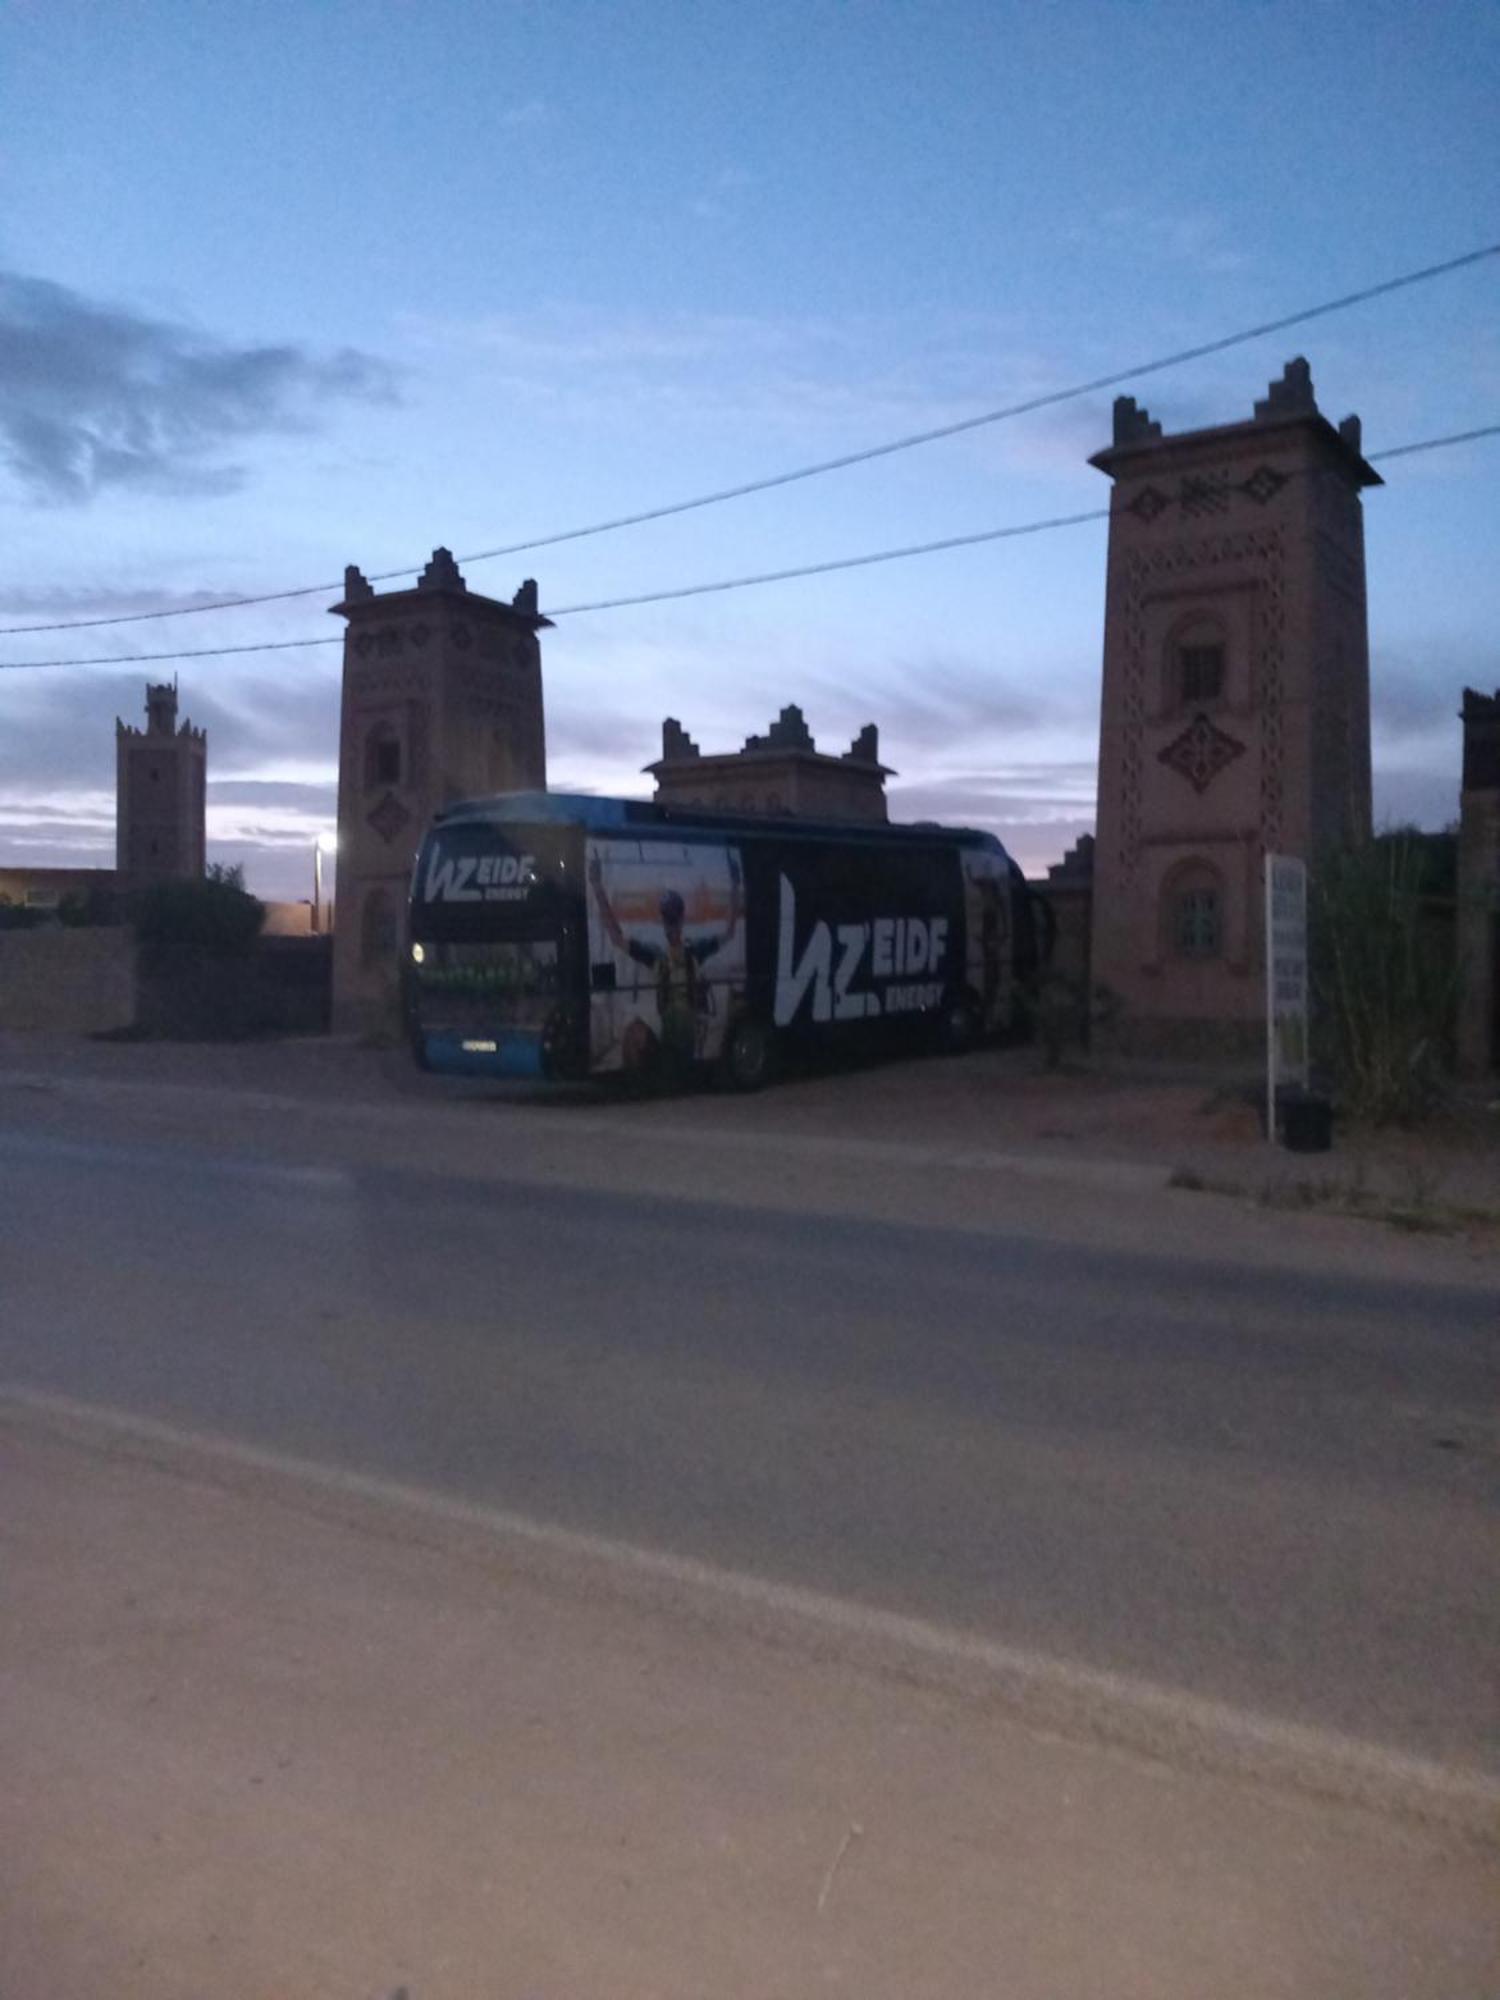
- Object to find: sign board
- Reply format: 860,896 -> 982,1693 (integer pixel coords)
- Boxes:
1264,853 -> 1309,1140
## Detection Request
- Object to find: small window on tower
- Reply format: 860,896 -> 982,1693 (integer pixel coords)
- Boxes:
365,721 -> 402,790
1173,883 -> 1221,958
1179,644 -> 1225,705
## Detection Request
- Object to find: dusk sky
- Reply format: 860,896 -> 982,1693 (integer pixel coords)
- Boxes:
2,0 -> 1496,902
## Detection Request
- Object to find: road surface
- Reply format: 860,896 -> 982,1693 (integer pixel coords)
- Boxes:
2,1103 -> 1495,1788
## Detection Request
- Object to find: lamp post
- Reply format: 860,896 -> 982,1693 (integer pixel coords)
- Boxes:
313,834 -> 335,934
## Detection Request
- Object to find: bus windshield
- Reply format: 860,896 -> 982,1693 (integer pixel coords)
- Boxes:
411,937 -> 561,1034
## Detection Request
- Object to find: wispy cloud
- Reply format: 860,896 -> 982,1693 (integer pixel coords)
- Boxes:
497,98 -> 552,131
1071,205 -> 1253,278
689,164 -> 756,221
0,271 -> 398,504
393,300 -> 1097,472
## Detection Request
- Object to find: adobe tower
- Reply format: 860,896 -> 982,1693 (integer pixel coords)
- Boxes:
115,680 -> 207,891
330,548 -> 550,1036
1089,358 -> 1379,1054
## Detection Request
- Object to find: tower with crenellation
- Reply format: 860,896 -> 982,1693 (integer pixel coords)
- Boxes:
115,679 -> 207,891
330,548 -> 550,1036
1088,358 -> 1379,1054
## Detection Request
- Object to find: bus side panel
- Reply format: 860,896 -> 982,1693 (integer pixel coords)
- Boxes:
739,837 -> 965,1058
583,835 -> 746,1075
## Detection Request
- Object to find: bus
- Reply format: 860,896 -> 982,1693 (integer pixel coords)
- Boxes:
405,792 -> 1045,1089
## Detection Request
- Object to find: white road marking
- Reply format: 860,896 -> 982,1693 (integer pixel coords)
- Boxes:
4,1383 -> 1497,1845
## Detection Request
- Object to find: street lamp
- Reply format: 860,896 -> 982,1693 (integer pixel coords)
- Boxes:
313,833 -> 336,934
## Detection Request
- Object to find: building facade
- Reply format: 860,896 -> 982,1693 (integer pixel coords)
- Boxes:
648,706 -> 891,821
330,549 -> 549,1036
116,681 -> 207,892
1089,358 -> 1379,1054
1457,686 -> 1500,1076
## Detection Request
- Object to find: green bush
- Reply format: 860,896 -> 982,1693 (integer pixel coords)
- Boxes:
134,864 -> 264,972
1311,832 -> 1456,1125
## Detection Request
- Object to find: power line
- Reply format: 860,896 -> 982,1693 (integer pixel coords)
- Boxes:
545,509 -> 1108,617
1,422 -> 1494,673
3,241 -> 1497,639
1368,422 -> 1500,462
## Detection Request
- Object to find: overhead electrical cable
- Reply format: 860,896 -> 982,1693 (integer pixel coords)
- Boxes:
2,242 -> 1497,638
0,423 -> 1494,673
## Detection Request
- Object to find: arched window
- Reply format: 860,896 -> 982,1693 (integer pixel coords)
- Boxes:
1163,861 -> 1224,960
1169,615 -> 1227,709
360,885 -> 397,968
364,721 -> 402,791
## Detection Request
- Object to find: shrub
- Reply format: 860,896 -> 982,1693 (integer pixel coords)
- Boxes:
134,864 -> 264,972
1311,833 -> 1456,1125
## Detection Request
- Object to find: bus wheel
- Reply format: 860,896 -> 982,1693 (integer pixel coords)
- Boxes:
937,993 -> 981,1056
722,1014 -> 776,1092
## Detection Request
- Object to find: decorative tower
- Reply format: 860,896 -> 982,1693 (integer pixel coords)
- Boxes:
1088,358 -> 1380,1055
1456,687 -> 1500,1076
115,679 -> 207,891
330,548 -> 550,1036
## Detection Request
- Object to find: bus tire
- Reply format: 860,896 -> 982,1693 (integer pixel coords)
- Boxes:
722,1014 -> 776,1092
937,992 -> 982,1056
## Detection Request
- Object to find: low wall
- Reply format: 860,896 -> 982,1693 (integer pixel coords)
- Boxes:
0,926 -> 137,1034
136,936 -> 332,1040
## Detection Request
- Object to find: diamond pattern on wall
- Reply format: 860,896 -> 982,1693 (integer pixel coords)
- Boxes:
1126,486 -> 1170,523
1242,465 -> 1288,505
367,791 -> 412,845
1157,712 -> 1247,794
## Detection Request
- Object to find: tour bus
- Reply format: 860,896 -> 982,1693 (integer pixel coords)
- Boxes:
405,792 -> 1045,1089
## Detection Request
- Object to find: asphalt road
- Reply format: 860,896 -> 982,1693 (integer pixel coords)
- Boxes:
2,1120 -> 1496,1782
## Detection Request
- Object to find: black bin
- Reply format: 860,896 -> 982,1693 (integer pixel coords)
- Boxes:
1281,1091 -> 1334,1153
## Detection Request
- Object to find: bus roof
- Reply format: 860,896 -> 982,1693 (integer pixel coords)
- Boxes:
432,790 -> 1015,859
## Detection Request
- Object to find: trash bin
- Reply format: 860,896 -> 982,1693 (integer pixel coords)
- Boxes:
1281,1091 -> 1334,1153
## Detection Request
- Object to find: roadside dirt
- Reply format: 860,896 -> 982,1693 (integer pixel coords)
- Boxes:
3,1403 -> 1496,2000
4,1027 -> 1496,1247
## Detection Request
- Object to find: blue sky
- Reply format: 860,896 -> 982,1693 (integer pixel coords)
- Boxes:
1,0 -> 1496,899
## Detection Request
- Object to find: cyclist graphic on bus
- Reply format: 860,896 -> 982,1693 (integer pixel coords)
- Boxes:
588,844 -> 743,1071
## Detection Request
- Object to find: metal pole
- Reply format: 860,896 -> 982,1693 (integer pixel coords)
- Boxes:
313,842 -> 323,934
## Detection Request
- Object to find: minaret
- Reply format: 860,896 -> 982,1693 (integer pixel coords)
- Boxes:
1088,358 -> 1380,1055
329,548 -> 551,1037
115,679 -> 207,890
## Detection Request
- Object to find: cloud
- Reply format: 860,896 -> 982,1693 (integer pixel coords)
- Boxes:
1072,205 -> 1253,278
0,584 -> 241,622
393,301 -> 1107,471
497,99 -> 552,131
0,271 -> 397,504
